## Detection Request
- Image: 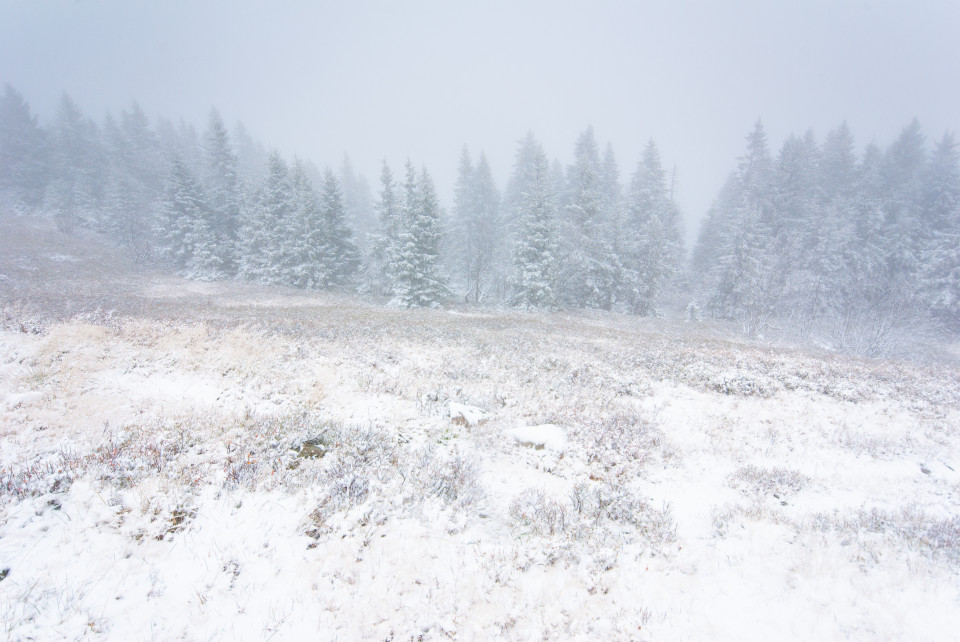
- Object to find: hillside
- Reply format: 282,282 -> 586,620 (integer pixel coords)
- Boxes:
2,214 -> 960,640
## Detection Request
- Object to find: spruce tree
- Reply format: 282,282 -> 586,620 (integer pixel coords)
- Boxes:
700,120 -> 779,332
470,152 -> 504,302
621,139 -> 677,315
318,167 -> 361,287
390,162 -> 447,308
920,133 -> 960,326
821,121 -> 858,201
106,102 -> 160,261
560,126 -> 618,309
233,121 -> 267,186
0,84 -> 48,210
371,160 -> 401,295
512,146 -> 559,310
157,117 -> 203,178
504,132 -> 543,229
773,132 -> 828,328
881,118 -> 927,278
202,108 -> 240,275
286,160 -> 324,287
156,157 -> 203,270
49,94 -> 86,233
239,150 -> 293,284
599,142 -> 622,220
339,154 -> 376,254
450,146 -> 475,298
451,147 -> 502,303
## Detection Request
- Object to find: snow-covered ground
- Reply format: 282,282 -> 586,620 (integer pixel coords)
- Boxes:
2,221 -> 960,640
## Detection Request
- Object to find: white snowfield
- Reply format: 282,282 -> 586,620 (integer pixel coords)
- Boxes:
2,255 -> 960,640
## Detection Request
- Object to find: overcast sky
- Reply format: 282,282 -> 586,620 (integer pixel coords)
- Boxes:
2,0 -> 959,244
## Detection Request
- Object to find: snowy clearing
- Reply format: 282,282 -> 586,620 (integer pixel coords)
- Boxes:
1,223 -> 960,641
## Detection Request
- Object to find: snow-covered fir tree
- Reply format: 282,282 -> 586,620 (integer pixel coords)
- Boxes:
450,146 -> 475,298
156,157 -> 209,275
339,154 -> 375,255
450,146 -> 502,303
772,131 -> 829,329
503,132 -> 543,230
559,126 -> 619,310
371,160 -> 401,296
880,118 -> 927,279
239,150 -> 293,284
156,117 -> 203,179
104,102 -> 161,261
317,167 -> 361,288
285,160 -> 325,288
702,120 -> 781,333
620,139 -> 682,315
201,108 -> 240,276
233,121 -> 267,188
389,161 -> 447,308
0,84 -> 48,210
49,94 -> 91,233
511,144 -> 559,310
920,132 -> 960,326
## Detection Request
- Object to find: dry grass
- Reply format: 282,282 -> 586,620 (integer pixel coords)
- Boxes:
4,212 -> 960,640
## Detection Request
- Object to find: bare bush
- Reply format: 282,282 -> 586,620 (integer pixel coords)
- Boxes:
0,449 -> 82,499
400,444 -> 485,510
316,425 -> 396,509
571,411 -> 665,470
826,278 -> 931,358
707,369 -> 779,397
836,506 -> 960,564
428,450 -> 483,507
730,465 -> 810,500
510,488 -> 569,536
510,481 -> 677,553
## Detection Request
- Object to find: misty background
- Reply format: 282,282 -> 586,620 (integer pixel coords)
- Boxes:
5,4 -> 960,638
3,0 -> 959,246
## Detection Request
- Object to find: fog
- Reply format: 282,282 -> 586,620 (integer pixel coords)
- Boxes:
3,0 -> 959,245
5,5 -> 960,638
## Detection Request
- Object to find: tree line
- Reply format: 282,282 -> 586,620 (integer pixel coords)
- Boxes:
1,84 -> 957,353
693,120 -> 960,352
0,85 -> 685,314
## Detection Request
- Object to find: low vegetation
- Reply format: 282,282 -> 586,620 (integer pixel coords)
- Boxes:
1,215 -> 959,640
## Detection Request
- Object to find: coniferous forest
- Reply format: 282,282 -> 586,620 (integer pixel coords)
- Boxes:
1,85 -> 958,355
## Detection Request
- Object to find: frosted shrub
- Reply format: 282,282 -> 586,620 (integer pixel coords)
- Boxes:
510,488 -> 569,536
327,459 -> 371,507
844,506 -> 960,563
575,412 -> 664,470
0,450 -> 82,499
404,444 -> 484,509
589,482 -> 677,548
320,425 -> 396,508
511,481 -> 677,551
785,505 -> 960,566
428,451 -> 483,508
730,465 -> 810,499
708,370 -> 778,397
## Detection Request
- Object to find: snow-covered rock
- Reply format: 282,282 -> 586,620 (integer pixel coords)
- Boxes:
507,424 -> 568,451
448,402 -> 487,426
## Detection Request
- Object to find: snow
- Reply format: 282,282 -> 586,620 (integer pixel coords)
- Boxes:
2,277 -> 960,640
1,390 -> 42,410
506,424 -> 568,452
47,253 -> 78,263
447,402 -> 487,426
